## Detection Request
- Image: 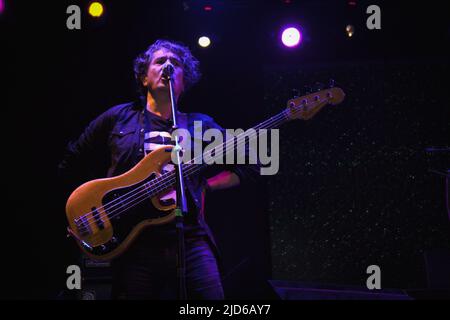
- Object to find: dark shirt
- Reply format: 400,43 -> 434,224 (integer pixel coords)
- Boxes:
58,100 -> 259,250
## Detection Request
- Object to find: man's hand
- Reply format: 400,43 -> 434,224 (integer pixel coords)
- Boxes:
206,171 -> 240,191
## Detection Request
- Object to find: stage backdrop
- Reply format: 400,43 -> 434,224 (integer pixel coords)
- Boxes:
262,59 -> 450,290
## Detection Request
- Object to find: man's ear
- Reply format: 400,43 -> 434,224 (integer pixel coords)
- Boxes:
141,76 -> 148,87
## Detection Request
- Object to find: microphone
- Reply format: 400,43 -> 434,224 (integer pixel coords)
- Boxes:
162,64 -> 174,79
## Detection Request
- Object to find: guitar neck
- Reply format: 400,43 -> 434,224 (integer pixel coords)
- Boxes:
149,86 -> 345,195
144,109 -> 290,198
180,109 -> 290,177
253,109 -> 291,130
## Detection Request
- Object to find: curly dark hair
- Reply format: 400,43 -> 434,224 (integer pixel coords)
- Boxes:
133,39 -> 201,99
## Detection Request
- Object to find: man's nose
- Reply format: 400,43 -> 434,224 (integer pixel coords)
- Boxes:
163,61 -> 174,69
162,62 -> 175,78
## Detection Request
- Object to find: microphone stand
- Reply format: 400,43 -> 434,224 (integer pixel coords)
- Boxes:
165,65 -> 188,300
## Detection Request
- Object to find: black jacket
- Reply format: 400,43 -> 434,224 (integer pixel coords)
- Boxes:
58,100 -> 259,251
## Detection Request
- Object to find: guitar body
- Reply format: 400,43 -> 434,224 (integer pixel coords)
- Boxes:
66,145 -> 177,261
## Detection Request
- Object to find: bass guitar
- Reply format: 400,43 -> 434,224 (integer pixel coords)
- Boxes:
66,87 -> 345,260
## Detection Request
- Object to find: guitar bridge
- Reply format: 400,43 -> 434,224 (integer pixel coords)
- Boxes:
73,215 -> 92,236
67,227 -> 94,251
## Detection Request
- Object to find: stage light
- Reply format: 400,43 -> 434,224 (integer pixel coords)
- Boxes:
346,25 -> 355,37
198,36 -> 211,48
203,5 -> 213,11
0,0 -> 5,15
281,27 -> 302,47
88,1 -> 104,18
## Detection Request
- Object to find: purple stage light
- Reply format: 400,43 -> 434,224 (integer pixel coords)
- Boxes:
281,27 -> 302,47
0,0 -> 5,14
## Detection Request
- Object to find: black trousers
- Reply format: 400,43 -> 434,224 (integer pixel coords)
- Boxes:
110,234 -> 224,300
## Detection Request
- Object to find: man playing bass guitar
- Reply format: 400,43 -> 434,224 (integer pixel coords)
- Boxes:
58,39 -> 260,300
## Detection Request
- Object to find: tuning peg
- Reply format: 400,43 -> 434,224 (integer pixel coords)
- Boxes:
303,85 -> 313,94
314,82 -> 325,91
328,79 -> 336,88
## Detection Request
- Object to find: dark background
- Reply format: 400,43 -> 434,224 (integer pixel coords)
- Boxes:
2,0 -> 449,299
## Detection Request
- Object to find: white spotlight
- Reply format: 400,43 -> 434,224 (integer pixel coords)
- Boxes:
198,36 -> 211,48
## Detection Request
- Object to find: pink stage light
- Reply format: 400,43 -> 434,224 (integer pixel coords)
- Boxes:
281,27 -> 302,47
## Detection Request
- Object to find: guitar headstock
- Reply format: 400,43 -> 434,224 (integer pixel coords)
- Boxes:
285,87 -> 345,120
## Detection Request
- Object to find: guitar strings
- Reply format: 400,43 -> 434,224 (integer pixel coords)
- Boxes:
75,99 -> 331,234
74,108 -> 290,232
75,109 -> 288,223
75,97 -> 330,234
75,99 -> 330,234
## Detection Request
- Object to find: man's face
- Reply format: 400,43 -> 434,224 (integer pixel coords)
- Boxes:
142,49 -> 185,99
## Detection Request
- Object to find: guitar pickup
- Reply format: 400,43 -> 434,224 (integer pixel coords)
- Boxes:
91,207 -> 105,230
76,215 -> 92,236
